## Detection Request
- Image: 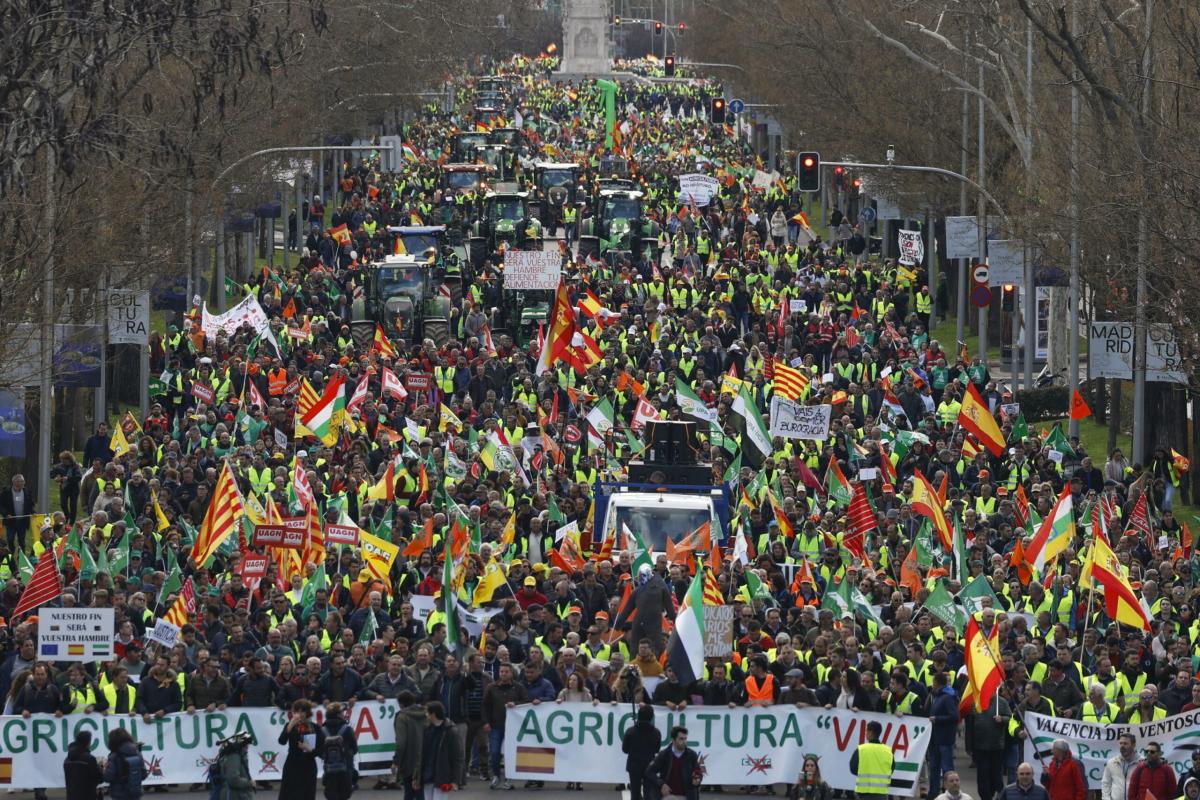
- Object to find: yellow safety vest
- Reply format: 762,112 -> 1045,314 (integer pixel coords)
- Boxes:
855,742 -> 893,795
101,683 -> 137,715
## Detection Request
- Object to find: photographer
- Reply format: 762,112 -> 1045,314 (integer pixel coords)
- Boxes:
211,732 -> 255,800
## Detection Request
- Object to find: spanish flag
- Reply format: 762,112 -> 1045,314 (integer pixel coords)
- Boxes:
1080,533 -> 1151,630
329,224 -> 351,247
373,324 -> 397,359
910,469 -> 953,552
958,382 -> 1006,456
960,615 -> 1005,714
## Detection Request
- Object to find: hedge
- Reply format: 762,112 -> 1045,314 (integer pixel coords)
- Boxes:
1014,386 -> 1069,421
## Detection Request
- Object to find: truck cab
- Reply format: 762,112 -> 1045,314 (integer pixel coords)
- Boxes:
593,482 -> 731,553
438,163 -> 492,198
451,132 -> 490,163
532,162 -> 582,226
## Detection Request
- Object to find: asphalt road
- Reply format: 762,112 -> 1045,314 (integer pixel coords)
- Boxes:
10,742 -> 985,800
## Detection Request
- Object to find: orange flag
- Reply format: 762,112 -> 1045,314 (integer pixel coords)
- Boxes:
899,547 -> 922,597
1069,390 -> 1093,420
403,517 -> 434,557
283,298 -> 297,319
1010,537 -> 1033,587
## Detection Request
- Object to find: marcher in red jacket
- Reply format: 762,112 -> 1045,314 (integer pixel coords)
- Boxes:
1042,741 -> 1087,800
1128,742 -> 1179,800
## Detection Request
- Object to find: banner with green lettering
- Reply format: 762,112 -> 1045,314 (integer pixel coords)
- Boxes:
0,701 -> 401,789
502,703 -> 931,792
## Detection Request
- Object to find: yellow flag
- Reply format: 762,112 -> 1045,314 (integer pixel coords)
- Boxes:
109,425 -> 132,459
472,560 -> 508,605
440,404 -> 463,433
152,492 -> 171,532
359,529 -> 400,592
500,511 -> 517,547
243,493 -> 266,526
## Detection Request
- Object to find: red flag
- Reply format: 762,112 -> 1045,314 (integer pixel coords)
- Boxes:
1126,493 -> 1153,548
899,547 -> 922,597
776,298 -> 788,338
845,483 -> 875,558
13,551 -> 62,617
293,461 -> 314,509
792,457 -> 823,492
1069,390 -> 1093,420
1183,520 -> 1194,557
1013,483 -> 1031,530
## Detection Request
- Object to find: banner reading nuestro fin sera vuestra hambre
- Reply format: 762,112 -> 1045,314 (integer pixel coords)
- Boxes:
503,703 -> 931,792
0,701 -> 402,789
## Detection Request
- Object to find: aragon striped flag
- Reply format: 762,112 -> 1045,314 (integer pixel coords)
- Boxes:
666,566 -> 707,683
770,358 -> 810,401
163,579 -> 196,628
190,461 -> 244,567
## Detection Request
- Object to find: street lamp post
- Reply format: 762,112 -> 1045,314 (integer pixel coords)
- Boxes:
210,143 -> 393,312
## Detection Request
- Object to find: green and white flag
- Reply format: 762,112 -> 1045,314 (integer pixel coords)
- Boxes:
585,398 -> 616,448
958,575 -> 1002,617
924,579 -> 968,635
732,383 -> 772,466
820,577 -> 853,618
739,568 -> 772,604
952,514 -> 969,580
676,378 -> 718,425
358,608 -> 379,645
442,529 -> 460,654
666,568 -> 707,683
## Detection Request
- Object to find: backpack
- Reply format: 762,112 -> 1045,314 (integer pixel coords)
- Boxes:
322,725 -> 352,776
118,749 -> 145,798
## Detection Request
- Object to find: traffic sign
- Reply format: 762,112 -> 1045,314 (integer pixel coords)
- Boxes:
971,285 -> 993,307
728,98 -> 745,114
972,264 -> 990,284
858,206 -> 876,224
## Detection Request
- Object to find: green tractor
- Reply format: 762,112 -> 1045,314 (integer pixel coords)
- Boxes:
350,255 -> 453,348
438,163 -> 493,200
532,162 -> 583,228
577,189 -> 661,264
498,290 -> 553,348
468,191 -> 543,267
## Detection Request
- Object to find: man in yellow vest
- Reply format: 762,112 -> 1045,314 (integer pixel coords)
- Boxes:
852,720 -> 893,798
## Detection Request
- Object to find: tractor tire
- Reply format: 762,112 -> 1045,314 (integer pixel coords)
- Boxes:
350,321 -> 375,350
469,237 -> 488,268
577,236 -> 600,261
423,317 -> 450,347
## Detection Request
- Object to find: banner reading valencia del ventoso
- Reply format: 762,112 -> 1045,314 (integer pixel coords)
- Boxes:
503,703 -> 931,793
0,702 -> 401,789
1024,709 -> 1200,785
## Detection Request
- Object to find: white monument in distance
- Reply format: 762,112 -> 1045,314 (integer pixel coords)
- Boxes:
558,0 -> 613,77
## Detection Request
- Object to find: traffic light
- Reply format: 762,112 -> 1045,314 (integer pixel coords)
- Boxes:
851,177 -> 863,192
797,151 -> 821,192
655,21 -> 663,35
832,165 -> 846,191
613,15 -> 621,24
678,22 -> 687,30
1002,284 -> 1016,312
710,97 -> 726,124
664,56 -> 675,77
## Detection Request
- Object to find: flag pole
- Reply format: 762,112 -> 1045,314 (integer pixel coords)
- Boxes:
1077,579 -> 1096,665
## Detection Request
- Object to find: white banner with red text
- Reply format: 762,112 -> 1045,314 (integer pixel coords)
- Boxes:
503,702 -> 931,792
0,701 -> 401,789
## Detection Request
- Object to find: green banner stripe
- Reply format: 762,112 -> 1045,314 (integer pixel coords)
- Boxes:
894,763 -> 919,772
359,743 -> 395,754
1178,731 -> 1200,741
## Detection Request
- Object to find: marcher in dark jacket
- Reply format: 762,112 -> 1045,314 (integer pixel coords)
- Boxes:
277,699 -> 324,800
1128,744 -> 1178,800
928,673 -> 960,799
645,726 -> 703,800
415,702 -> 464,797
320,702 -> 357,800
622,706 -> 661,800
390,691 -> 426,798
102,728 -> 145,800
63,731 -> 104,800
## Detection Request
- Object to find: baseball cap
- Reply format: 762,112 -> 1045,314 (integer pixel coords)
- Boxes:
523,576 -> 537,587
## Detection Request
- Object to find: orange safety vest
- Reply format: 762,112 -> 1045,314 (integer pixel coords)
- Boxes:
268,368 -> 288,395
744,674 -> 775,705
